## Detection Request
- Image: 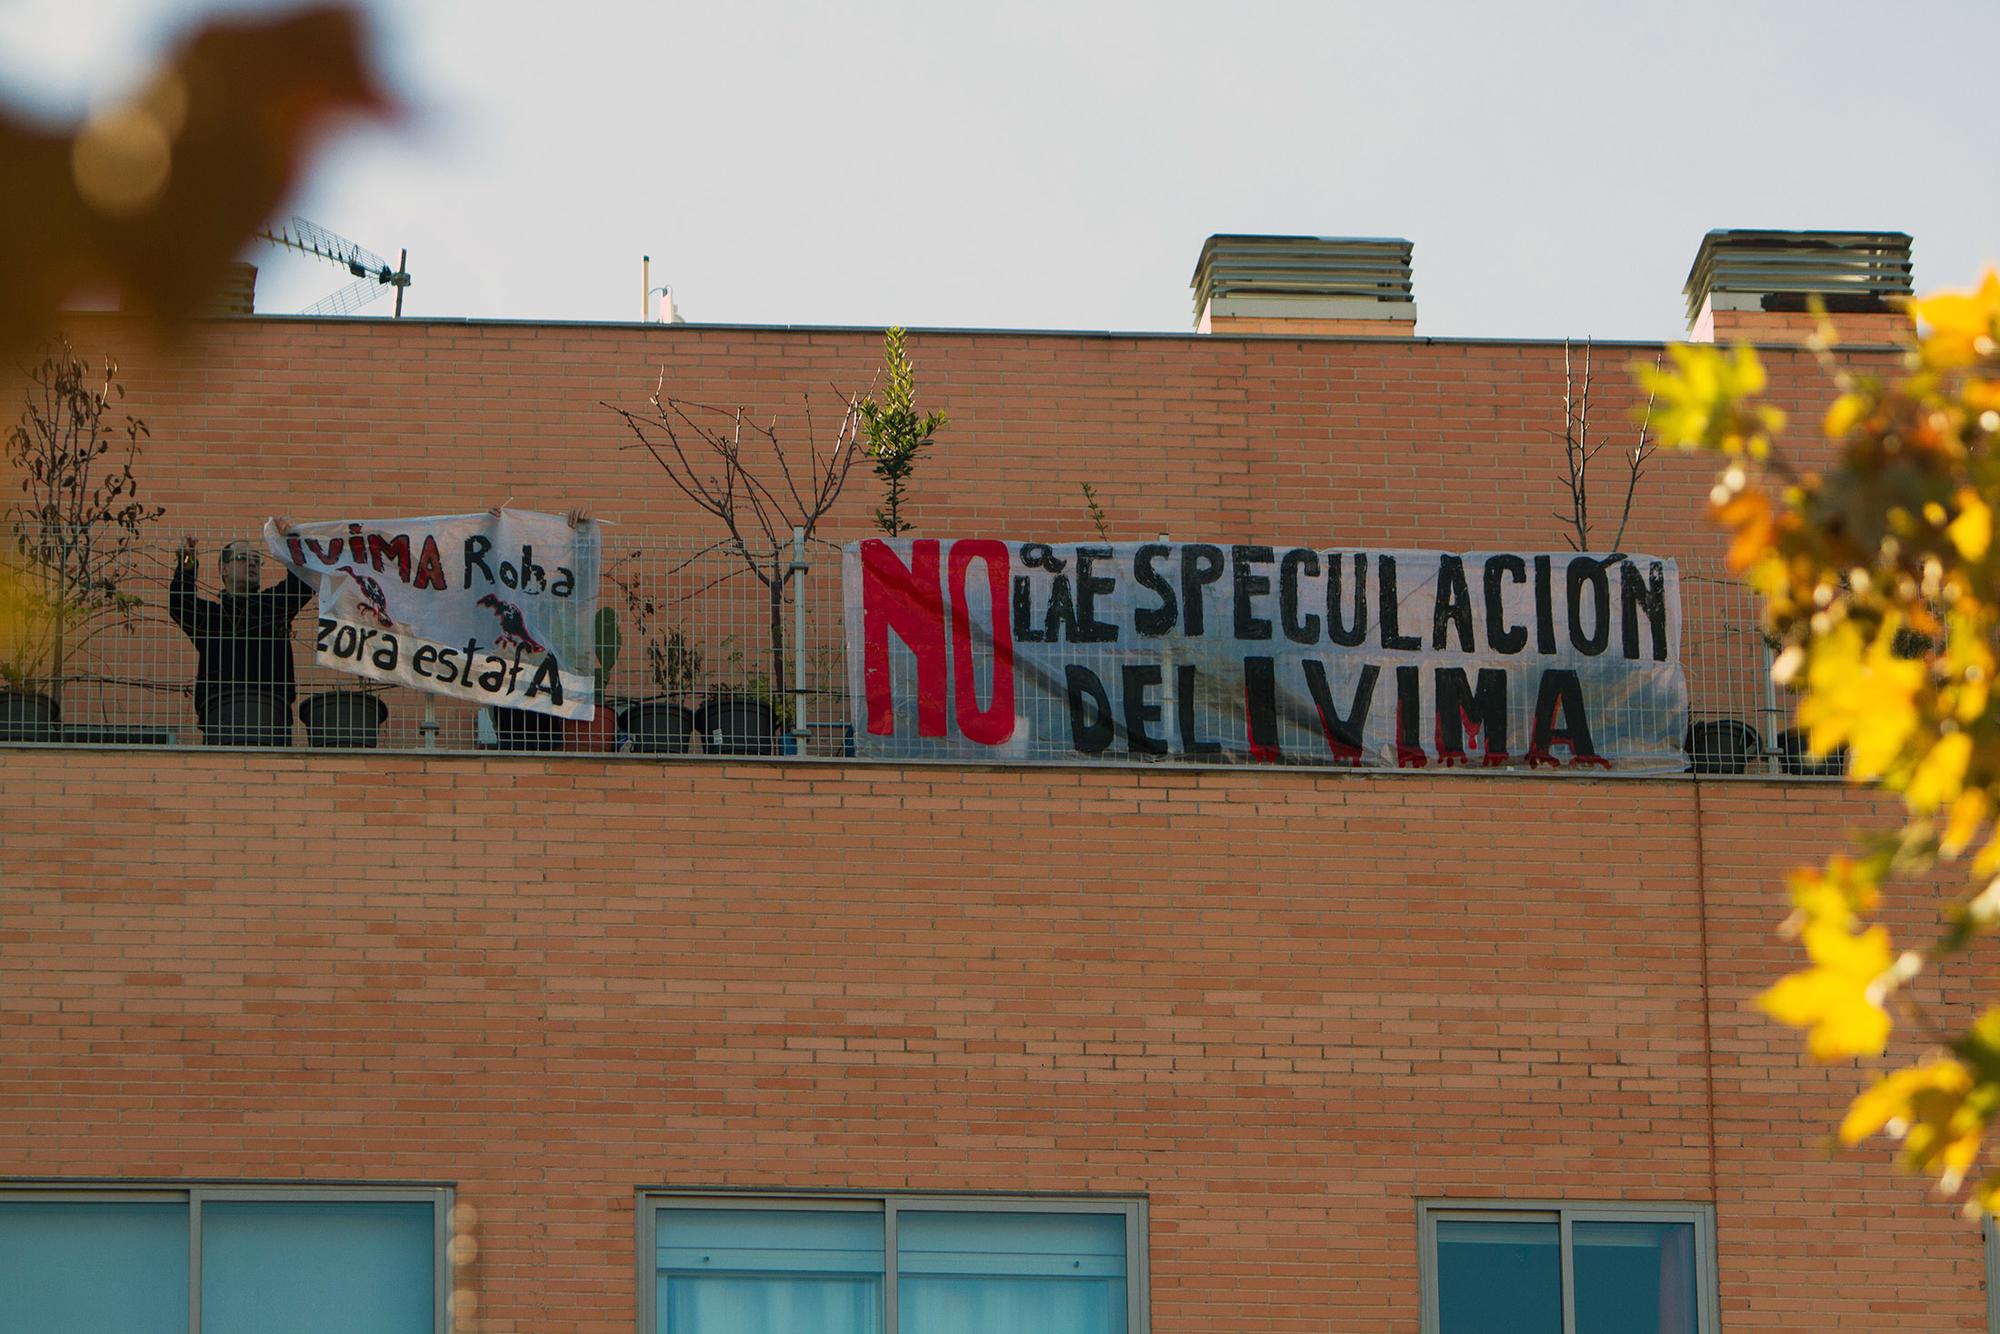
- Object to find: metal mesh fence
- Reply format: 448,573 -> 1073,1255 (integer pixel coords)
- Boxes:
0,535 -> 1820,776
0,527 -> 852,758
1678,560 -> 1802,776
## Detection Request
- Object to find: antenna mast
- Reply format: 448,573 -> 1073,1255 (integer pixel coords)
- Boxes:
256,216 -> 412,317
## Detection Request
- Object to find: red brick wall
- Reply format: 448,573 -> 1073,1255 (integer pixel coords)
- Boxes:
10,315 -> 1877,740
0,752 -> 1986,1332
39,313 -> 1888,559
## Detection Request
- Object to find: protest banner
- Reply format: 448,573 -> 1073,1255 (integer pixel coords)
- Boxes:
264,510 -> 601,718
843,539 -> 1687,770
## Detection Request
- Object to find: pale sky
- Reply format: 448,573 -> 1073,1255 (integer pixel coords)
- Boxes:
3,0 -> 1994,339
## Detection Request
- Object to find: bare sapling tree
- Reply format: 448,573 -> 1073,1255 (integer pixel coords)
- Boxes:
3,337 -> 164,703
606,375 -> 864,711
1551,338 -> 1659,553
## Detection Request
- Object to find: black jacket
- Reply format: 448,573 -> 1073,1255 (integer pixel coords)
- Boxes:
168,557 -> 315,724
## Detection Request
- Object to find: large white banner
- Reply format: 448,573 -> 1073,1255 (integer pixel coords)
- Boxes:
265,510 -> 601,718
844,539 -> 1687,770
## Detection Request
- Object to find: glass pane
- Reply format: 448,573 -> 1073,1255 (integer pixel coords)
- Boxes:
0,1200 -> 188,1334
1435,1218 -> 1561,1334
1574,1220 -> 1699,1334
658,1208 -> 882,1334
896,1210 -> 1127,1334
201,1200 -> 434,1334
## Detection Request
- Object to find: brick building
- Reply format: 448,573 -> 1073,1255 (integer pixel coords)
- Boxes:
1,230 -> 1987,1333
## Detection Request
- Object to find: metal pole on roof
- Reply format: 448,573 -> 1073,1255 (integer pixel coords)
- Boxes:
1763,637 -> 1780,775
791,526 -> 808,746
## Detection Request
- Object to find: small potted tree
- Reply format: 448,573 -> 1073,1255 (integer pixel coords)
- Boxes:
606,385 -> 862,756
609,564 -> 702,753
697,638 -> 791,756
560,606 -> 623,752
860,325 -> 947,539
2,339 -> 165,741
604,326 -> 942,757
604,386 -> 864,756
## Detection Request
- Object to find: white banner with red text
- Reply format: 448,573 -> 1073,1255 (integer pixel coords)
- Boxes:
265,509 -> 601,718
842,539 -> 1687,770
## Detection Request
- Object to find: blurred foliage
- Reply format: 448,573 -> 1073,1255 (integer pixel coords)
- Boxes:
1644,273 -> 2000,1211
0,5 -> 388,349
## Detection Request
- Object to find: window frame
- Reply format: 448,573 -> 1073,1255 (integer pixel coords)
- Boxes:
636,1189 -> 1149,1334
0,1180 -> 453,1334
1986,1213 -> 1998,1333
1416,1198 -> 1719,1334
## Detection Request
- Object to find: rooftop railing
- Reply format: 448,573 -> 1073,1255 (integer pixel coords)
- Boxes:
0,532 -> 1824,777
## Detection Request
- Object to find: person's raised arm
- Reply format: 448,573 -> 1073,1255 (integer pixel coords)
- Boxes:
167,536 -> 215,638
269,516 -> 315,618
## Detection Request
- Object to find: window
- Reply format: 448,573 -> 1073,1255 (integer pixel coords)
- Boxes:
0,1184 -> 449,1334
639,1193 -> 1147,1334
1418,1201 -> 1717,1334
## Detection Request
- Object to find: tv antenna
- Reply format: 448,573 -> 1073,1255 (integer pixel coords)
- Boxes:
255,216 -> 412,317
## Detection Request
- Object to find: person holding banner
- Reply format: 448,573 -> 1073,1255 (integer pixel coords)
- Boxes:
169,517 -> 313,745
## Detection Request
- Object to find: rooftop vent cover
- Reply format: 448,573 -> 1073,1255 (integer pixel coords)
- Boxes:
1191,234 -> 1414,324
201,261 -> 258,317
1683,229 -> 1912,325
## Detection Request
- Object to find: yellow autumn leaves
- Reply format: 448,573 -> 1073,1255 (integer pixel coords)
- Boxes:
1795,618 -> 1925,783
1762,856 -> 1909,1063
1842,1057 -> 1982,1195
1910,272 -> 2000,372
1759,916 -> 1898,1060
1639,343 -> 1786,459
1642,271 -> 2000,1212
1947,491 -> 1994,563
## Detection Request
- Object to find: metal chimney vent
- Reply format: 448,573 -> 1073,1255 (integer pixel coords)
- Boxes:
1683,229 -> 1912,326
1191,234 -> 1414,324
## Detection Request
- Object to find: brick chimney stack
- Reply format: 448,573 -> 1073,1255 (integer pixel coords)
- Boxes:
1684,229 -> 1911,345
1192,235 -> 1416,336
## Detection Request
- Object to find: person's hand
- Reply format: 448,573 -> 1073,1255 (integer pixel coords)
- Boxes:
565,506 -> 592,528
270,514 -> 296,535
180,535 -> 197,563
